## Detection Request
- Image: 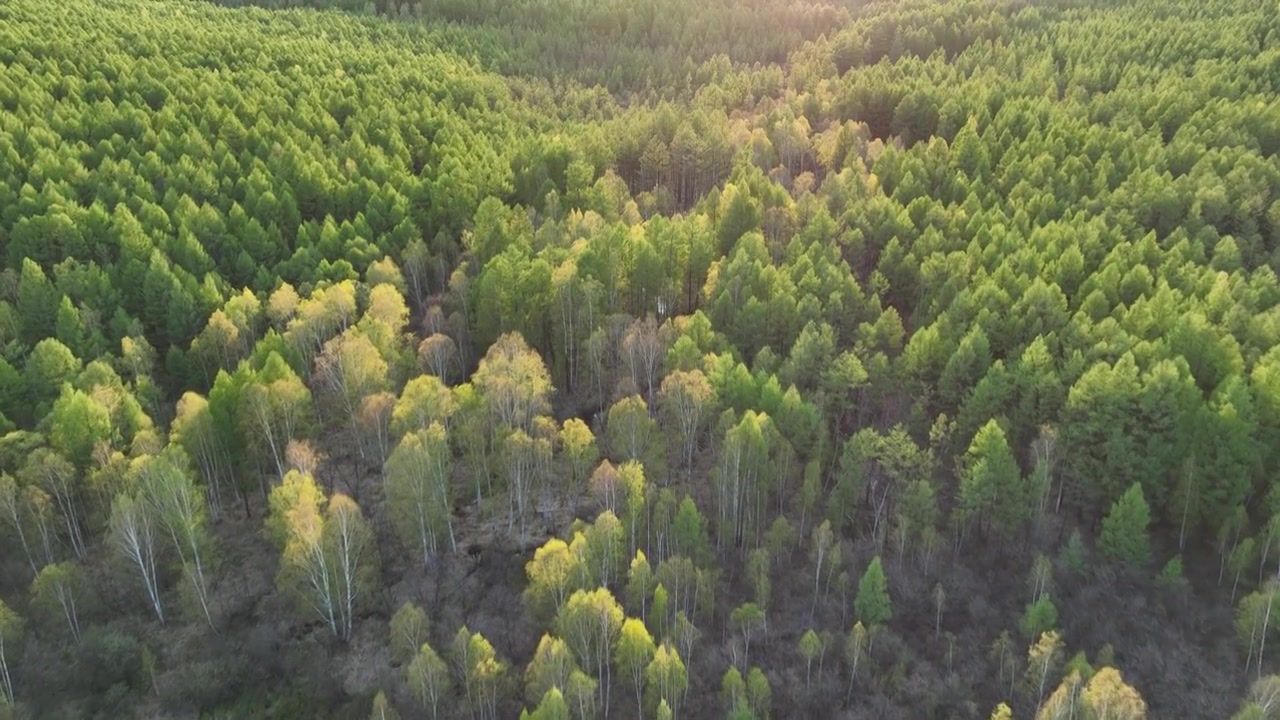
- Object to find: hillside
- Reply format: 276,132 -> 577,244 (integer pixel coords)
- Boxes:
0,0 -> 1279,718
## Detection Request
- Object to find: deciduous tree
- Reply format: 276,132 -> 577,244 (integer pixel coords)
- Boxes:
30,561 -> 89,643
109,491 -> 165,624
1081,667 -> 1147,719
390,602 -> 429,665
386,424 -> 456,563
646,642 -> 688,718
557,588 -> 624,715
370,690 -> 402,720
659,369 -> 715,469
473,332 -> 552,432
525,634 -> 577,706
407,640 -> 450,720
270,472 -> 377,640
616,617 -> 656,718
1026,630 -> 1065,708
0,600 -> 21,705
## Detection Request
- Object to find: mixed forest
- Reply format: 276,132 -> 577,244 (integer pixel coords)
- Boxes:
1,0 -> 1279,717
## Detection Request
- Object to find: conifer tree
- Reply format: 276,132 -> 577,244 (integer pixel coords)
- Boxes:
856,556 -> 892,628
1099,483 -> 1152,566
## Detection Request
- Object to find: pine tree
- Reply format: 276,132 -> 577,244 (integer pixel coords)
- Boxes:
1020,596 -> 1059,641
1099,483 -> 1151,566
855,556 -> 892,627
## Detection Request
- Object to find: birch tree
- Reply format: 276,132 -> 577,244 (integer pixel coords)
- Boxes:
370,691 -> 401,720
109,492 -> 165,624
557,588 -> 624,716
525,633 -> 578,706
326,494 -> 378,641
502,427 -> 552,538
628,550 -> 654,620
243,354 -> 312,480
138,447 -> 214,628
659,369 -> 714,470
1238,584 -> 1280,677
607,395 -> 658,464
810,520 -> 837,614
1025,630 -> 1065,709
23,449 -> 86,560
452,628 -> 507,720
584,510 -> 625,589
392,375 -> 458,437
386,424 -> 456,563
559,418 -> 598,502
408,640 -> 450,720
715,411 -> 773,550
473,332 -> 552,432
1080,667 -> 1147,719
622,316 -> 671,407
390,601 -> 430,665
284,280 -> 358,367
314,328 -> 388,460
359,391 -> 397,474
799,629 -> 821,688
845,621 -> 868,703
524,537 -> 584,619
620,461 -> 648,559
418,333 -> 458,382
270,471 -> 376,641
0,600 -> 20,705
0,473 -> 47,574
646,642 -> 688,718
615,617 -> 656,720
31,561 -> 89,644
171,392 -> 232,518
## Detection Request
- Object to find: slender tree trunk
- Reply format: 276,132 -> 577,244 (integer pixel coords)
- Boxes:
53,489 -> 86,560
189,539 -> 213,629
0,637 -> 12,704
1260,590 -> 1274,679
59,585 -> 81,643
1,504 -> 37,575
634,670 -> 644,720
1179,465 -> 1195,550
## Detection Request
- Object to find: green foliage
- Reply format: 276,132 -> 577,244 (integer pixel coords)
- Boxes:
528,687 -> 570,720
390,603 -> 430,666
370,690 -> 402,720
855,557 -> 892,628
1020,596 -> 1059,641
5,0 -> 1280,716
959,420 -> 1025,539
1158,556 -> 1188,592
1099,483 -> 1153,566
1059,530 -> 1088,576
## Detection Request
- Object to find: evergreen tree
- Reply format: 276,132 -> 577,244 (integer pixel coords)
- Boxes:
1099,483 -> 1152,566
855,556 -> 892,628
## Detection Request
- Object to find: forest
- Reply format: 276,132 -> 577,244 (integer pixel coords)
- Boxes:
0,0 -> 1279,717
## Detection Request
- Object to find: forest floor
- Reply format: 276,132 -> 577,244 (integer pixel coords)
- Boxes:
125,419 -> 1246,719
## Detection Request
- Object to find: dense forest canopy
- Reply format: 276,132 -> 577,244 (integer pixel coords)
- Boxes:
0,0 -> 1279,717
